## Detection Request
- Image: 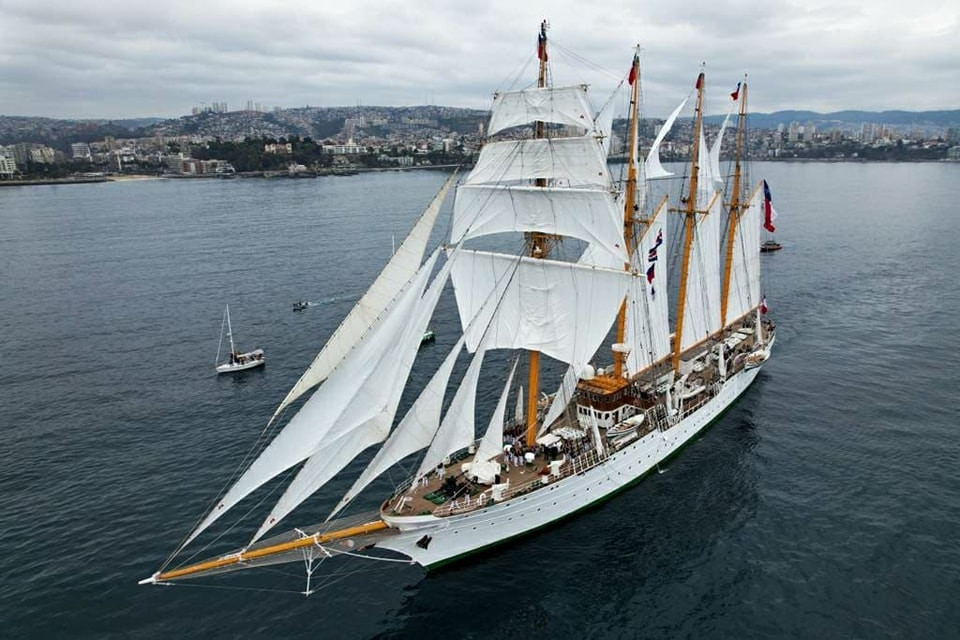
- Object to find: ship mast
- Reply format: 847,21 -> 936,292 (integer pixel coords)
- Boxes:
612,50 -> 642,379
525,20 -> 553,447
720,77 -> 748,327
671,71 -> 706,371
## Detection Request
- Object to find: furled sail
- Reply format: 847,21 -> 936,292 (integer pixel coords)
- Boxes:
452,185 -> 626,264
487,85 -> 594,136
415,343 -> 488,482
474,358 -> 519,464
464,136 -> 610,189
253,249 -> 452,541
181,249 -> 440,549
449,250 -> 634,372
624,199 -> 671,373
679,192 -> 723,350
723,182 -> 763,325
644,97 -> 688,180
330,334 -> 468,519
272,172 -> 457,420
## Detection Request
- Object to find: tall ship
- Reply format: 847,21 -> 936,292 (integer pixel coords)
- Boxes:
141,24 -> 776,593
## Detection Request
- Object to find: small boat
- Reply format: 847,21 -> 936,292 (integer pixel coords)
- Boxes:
606,413 -> 645,439
760,239 -> 782,252
420,329 -> 436,345
292,300 -> 310,311
215,305 -> 265,373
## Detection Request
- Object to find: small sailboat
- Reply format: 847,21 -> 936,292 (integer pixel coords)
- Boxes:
215,305 -> 264,373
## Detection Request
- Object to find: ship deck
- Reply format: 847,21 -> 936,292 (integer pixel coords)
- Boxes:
382,316 -> 774,521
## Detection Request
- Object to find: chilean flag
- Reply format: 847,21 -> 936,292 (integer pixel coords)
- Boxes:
646,263 -> 656,284
760,296 -> 768,314
537,30 -> 548,62
730,82 -> 741,101
627,55 -> 639,86
763,180 -> 778,232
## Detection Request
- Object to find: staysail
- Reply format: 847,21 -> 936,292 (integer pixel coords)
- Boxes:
330,334 -> 468,519
644,97 -> 688,180
624,199 -> 672,373
723,182 -> 763,324
272,172 -> 457,420
253,249 -> 452,541
474,358 -> 520,464
415,342 -> 488,482
181,248 -> 441,549
679,191 -> 723,350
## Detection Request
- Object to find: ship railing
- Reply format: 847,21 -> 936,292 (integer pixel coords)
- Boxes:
434,447 -> 612,516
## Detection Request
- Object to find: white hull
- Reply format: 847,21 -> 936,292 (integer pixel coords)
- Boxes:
378,363 -> 762,568
216,349 -> 265,373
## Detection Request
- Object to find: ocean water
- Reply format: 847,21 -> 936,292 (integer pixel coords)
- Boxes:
1,163 -> 958,638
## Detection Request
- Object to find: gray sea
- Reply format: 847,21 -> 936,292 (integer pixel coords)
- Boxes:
1,162 -> 958,638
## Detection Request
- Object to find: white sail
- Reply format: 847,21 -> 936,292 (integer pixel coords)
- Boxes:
539,364 -> 578,435
272,172 -> 456,419
181,249 -> 440,549
330,335 -> 468,519
644,97 -> 688,180
254,250 -> 451,541
708,106 -> 734,190
474,358 -> 519,464
680,192 -> 723,350
464,136 -> 610,189
449,250 -> 634,371
724,182 -> 763,325
487,85 -> 594,136
697,127 -> 715,201
625,199 -> 671,374
595,97 -> 616,157
415,343 -> 488,482
452,184 -> 626,263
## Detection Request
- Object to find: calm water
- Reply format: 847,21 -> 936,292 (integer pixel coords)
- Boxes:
1,164 -> 959,638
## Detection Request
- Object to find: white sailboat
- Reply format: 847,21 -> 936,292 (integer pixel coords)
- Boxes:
141,25 -> 776,592
214,305 -> 264,373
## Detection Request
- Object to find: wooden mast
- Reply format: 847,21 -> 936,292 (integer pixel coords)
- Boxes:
671,71 -> 706,372
525,19 -> 551,448
720,77 -> 748,327
612,50 -> 642,379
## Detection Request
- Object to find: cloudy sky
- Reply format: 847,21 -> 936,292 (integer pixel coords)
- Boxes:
1,0 -> 957,120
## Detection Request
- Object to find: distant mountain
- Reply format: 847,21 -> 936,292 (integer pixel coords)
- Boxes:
704,110 -> 960,129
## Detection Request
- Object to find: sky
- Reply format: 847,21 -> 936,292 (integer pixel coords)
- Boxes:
1,0 -> 957,120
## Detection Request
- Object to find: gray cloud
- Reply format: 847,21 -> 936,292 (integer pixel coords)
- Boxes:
1,0 -> 956,119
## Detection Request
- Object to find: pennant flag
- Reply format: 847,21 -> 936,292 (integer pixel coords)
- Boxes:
695,73 -> 704,90
646,263 -> 656,284
628,56 -> 639,86
646,231 -> 660,260
730,82 -> 741,101
760,296 -> 768,314
763,180 -> 778,232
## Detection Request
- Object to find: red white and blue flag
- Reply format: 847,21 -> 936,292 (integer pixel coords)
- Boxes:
730,82 -> 741,101
760,296 -> 768,314
646,263 -> 656,284
537,27 -> 548,62
763,180 -> 778,232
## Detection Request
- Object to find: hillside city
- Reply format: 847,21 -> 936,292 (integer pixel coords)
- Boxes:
1,103 -> 959,183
